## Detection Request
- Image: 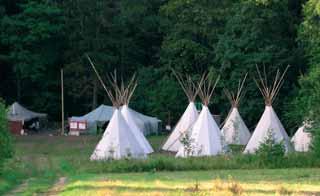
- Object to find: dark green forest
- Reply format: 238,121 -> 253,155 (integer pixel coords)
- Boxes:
0,0 -> 319,135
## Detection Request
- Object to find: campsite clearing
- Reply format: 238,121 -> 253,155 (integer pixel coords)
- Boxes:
1,135 -> 320,195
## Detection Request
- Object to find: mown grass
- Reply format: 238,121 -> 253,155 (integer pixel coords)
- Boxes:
0,134 -> 320,195
60,169 -> 320,195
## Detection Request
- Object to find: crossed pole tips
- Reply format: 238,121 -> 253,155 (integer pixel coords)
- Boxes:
86,54 -> 137,108
254,65 -> 290,106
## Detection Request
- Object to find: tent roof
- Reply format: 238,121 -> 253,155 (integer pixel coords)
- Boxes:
71,105 -> 114,123
71,104 -> 161,124
7,102 -> 47,121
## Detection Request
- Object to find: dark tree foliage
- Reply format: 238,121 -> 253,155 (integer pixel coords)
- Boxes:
62,0 -> 164,116
289,0 -> 320,156
0,98 -> 13,172
215,0 -> 302,128
0,0 -> 65,118
0,0 -> 315,132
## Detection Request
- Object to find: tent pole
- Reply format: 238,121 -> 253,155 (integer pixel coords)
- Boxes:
61,68 -> 65,135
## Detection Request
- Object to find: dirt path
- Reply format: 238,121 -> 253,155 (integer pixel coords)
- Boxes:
4,178 -> 33,196
45,177 -> 68,196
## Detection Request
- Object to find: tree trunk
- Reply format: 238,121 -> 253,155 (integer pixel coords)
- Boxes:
16,75 -> 21,102
92,78 -> 98,110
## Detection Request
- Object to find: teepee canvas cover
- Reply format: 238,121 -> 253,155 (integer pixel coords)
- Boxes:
222,74 -> 251,145
291,123 -> 312,152
91,109 -> 146,160
222,108 -> 251,145
120,76 -> 153,154
162,71 -> 199,152
176,74 -> 224,157
162,102 -> 198,152
244,66 -> 292,153
87,56 -> 147,160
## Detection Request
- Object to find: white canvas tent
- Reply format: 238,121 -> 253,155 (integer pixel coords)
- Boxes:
244,66 -> 292,153
88,57 -> 147,160
222,108 -> 251,145
162,72 -> 199,152
90,109 -> 146,160
122,106 -> 161,136
7,102 -> 47,121
70,104 -> 160,135
70,104 -> 114,129
120,76 -> 153,154
291,123 -> 312,152
221,75 -> 251,145
176,74 -> 225,157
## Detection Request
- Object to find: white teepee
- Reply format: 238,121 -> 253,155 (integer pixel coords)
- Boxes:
121,105 -> 154,154
176,74 -> 225,157
87,56 -> 147,160
162,72 -> 199,152
120,77 -> 153,154
222,108 -> 251,145
222,74 -> 251,145
90,109 -> 146,160
244,66 -> 292,153
291,122 -> 312,152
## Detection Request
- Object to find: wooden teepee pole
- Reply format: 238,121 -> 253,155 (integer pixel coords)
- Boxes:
61,68 -> 65,135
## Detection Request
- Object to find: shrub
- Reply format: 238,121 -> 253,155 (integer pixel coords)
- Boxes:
255,130 -> 285,168
0,99 -> 13,173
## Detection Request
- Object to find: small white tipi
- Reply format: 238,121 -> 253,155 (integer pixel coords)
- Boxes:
120,76 -> 154,154
222,74 -> 251,145
162,72 -> 199,152
291,121 -> 312,152
244,66 -> 292,153
176,74 -> 225,157
87,56 -> 147,160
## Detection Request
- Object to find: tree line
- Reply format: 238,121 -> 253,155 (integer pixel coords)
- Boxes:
0,0 -> 319,137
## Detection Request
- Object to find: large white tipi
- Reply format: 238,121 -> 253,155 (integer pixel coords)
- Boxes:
291,121 -> 312,152
222,74 -> 251,145
162,71 -> 199,152
120,76 -> 154,154
244,66 -> 292,153
87,56 -> 147,160
176,74 -> 225,157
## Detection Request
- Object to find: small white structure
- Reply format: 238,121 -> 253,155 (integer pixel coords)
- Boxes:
222,74 -> 251,145
291,122 -> 312,152
222,108 -> 251,145
176,74 -> 225,157
91,109 -> 146,160
88,58 -> 147,160
244,66 -> 292,153
120,77 -> 153,154
162,72 -> 199,152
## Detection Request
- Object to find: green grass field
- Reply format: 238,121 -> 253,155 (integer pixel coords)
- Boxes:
1,135 -> 320,195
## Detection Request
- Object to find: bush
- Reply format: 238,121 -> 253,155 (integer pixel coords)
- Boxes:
0,99 -> 13,173
255,130 -> 285,168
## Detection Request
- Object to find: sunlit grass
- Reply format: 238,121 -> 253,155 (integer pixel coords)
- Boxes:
59,169 -> 320,196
